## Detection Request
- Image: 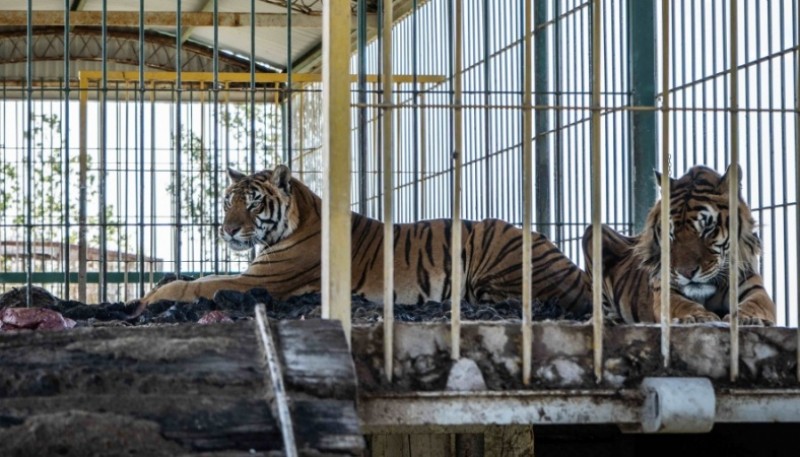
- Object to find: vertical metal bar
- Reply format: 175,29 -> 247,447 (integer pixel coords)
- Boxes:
382,0 -> 394,382
174,0 -> 183,276
728,0 -> 740,383
629,0 -> 657,232
482,0 -> 491,219
286,0 -> 293,167
250,0 -> 256,172
213,0 -> 220,275
138,0 -> 145,295
659,0 -> 672,369
98,0 -> 108,301
357,0 -> 368,215
412,0 -> 420,221
522,0 -> 533,386
78,73 -> 88,302
63,0 -> 71,301
553,0 -> 563,246
794,0 -> 800,381
451,0 -> 464,361
534,0 -> 550,238
590,0 -> 603,384
322,0 -> 353,345
25,0 -> 33,306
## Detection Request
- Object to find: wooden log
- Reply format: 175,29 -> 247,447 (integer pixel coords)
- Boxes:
0,319 -> 365,455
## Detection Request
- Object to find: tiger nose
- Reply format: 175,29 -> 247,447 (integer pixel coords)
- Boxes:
678,266 -> 699,279
223,225 -> 241,236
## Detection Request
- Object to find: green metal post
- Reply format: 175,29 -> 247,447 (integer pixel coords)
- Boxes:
534,0 -> 550,238
628,0 -> 657,233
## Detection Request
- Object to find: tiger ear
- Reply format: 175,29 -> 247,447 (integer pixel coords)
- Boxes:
227,167 -> 247,183
653,169 -> 675,188
271,164 -> 292,194
719,164 -> 743,193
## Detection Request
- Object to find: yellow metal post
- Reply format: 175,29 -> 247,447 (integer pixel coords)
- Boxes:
450,0 -> 464,362
728,0 -> 740,382
590,0 -> 604,384
659,0 -> 672,370
382,0 -> 395,382
521,0 -> 533,385
322,0 -> 352,345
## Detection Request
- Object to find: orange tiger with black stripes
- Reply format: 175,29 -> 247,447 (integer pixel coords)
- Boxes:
137,165 -> 592,316
582,164 -> 775,325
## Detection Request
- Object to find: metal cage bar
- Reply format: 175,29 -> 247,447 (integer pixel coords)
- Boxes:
659,0 -> 672,369
381,0 -> 395,382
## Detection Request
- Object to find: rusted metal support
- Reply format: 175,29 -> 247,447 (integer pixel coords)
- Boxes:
321,0 -> 352,345
659,0 -> 672,370
590,0 -> 604,383
728,0 -> 740,382
382,0 -> 395,382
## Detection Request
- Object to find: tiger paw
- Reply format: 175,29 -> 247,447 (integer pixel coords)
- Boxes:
672,309 -> 721,324
723,313 -> 774,326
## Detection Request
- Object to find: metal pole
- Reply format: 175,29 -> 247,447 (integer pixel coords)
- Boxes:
590,0 -> 604,384
794,0 -> 800,382
249,0 -> 256,172
522,0 -> 534,386
450,0 -> 464,362
98,0 -> 108,301
138,0 -> 145,296
728,0 -> 740,383
25,0 -> 32,307
382,0 -> 395,382
358,0 -> 368,215
63,0 -> 71,301
659,0 -> 672,369
174,0 -> 183,277
629,0 -> 657,232
534,0 -> 550,239
322,0 -> 353,345
286,0 -> 293,167
213,0 -> 220,275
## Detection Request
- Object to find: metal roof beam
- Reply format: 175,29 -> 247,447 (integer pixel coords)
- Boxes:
0,11 -> 376,29
180,0 -> 215,44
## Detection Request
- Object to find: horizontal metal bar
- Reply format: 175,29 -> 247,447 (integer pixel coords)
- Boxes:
77,71 -> 446,85
0,11 -> 376,29
358,389 -> 800,431
0,272 -> 209,285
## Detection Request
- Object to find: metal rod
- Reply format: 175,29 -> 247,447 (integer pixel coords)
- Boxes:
534,0 -> 550,238
63,0 -> 71,301
382,0 -> 394,382
795,0 -> 800,381
728,0 -> 740,383
660,0 -> 672,369
138,0 -> 145,296
78,73 -> 88,302
0,11 -> 330,28
98,0 -> 108,302
25,0 -> 33,307
286,0 -> 293,166
213,0 -> 220,276
522,0 -> 534,386
321,0 -> 352,345
590,0 -> 603,384
249,0 -> 256,172
358,0 -> 368,215
253,305 -> 299,457
450,0 -> 464,362
174,0 -> 183,277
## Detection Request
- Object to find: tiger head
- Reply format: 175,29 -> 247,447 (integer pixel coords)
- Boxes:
220,165 -> 299,251
635,165 -> 761,302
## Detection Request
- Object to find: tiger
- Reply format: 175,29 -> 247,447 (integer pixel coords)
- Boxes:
136,165 -> 592,318
582,164 -> 775,326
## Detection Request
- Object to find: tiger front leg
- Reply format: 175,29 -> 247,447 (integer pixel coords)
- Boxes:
723,288 -> 776,326
137,274 -> 259,307
652,288 -> 721,324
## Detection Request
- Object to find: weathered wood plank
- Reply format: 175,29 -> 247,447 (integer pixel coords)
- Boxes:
276,319 -> 358,399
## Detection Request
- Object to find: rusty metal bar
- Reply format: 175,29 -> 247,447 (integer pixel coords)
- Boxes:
381,0 -> 395,382
0,10 -> 353,28
450,0 -> 464,362
728,0 -> 740,382
659,0 -> 672,370
590,0 -> 603,383
321,0 -> 352,345
75,71 -> 444,85
521,0 -> 533,386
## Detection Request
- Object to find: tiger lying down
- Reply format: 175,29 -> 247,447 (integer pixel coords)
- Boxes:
136,165 -> 592,318
582,165 -> 776,326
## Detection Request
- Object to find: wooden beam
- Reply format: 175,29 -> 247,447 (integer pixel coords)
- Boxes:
321,0 -> 352,345
0,11 -> 375,28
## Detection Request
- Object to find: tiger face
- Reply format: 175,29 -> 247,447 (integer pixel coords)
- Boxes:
638,165 -> 762,304
220,165 -> 298,250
